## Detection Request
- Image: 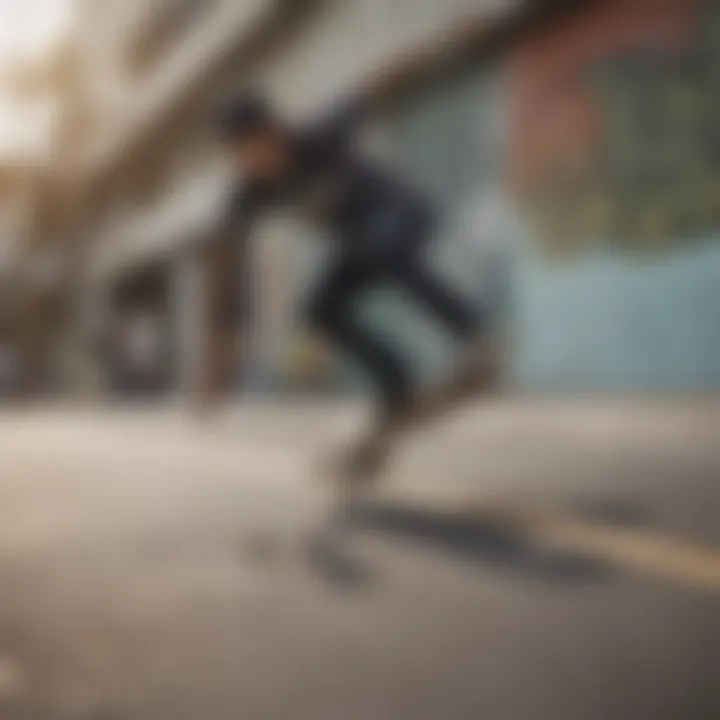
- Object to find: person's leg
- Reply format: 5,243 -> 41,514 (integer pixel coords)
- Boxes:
394,250 -> 481,342
306,255 -> 420,481
304,255 -> 412,414
382,237 -> 496,421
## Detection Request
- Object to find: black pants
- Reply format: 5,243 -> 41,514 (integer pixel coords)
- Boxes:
305,219 -> 480,411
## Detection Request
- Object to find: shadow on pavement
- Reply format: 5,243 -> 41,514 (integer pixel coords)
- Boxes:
307,534 -> 375,589
570,498 -> 656,529
307,499 -> 614,587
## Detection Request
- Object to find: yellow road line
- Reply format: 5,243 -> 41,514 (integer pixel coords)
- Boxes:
383,492 -> 720,593
523,511 -> 720,592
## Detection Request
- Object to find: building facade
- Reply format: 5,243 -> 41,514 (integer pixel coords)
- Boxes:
32,0 -> 720,399
63,0 -> 523,399
509,0 -> 720,390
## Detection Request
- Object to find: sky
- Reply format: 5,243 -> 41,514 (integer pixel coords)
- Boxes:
0,0 -> 75,160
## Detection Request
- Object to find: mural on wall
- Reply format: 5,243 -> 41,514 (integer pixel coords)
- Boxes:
511,0 -> 719,257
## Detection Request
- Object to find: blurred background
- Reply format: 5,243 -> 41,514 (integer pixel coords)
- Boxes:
1,0 -> 718,401
0,1 -> 719,719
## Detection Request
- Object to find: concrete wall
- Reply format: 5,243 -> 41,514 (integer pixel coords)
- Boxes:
513,240 -> 720,391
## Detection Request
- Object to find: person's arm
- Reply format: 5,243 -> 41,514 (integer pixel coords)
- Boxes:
195,188 -> 258,416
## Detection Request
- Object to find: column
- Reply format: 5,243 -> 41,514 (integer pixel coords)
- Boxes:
173,245 -> 207,399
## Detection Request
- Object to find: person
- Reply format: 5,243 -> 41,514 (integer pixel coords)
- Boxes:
202,76 -> 495,483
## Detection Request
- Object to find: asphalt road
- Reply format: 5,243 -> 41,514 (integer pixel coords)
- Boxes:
0,400 -> 719,720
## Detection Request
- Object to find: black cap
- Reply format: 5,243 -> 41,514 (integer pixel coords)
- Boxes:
217,92 -> 275,140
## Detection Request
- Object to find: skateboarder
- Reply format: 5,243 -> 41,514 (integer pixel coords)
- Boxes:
202,77 -> 496,482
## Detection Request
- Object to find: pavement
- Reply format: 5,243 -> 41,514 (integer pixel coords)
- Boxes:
0,399 -> 719,720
